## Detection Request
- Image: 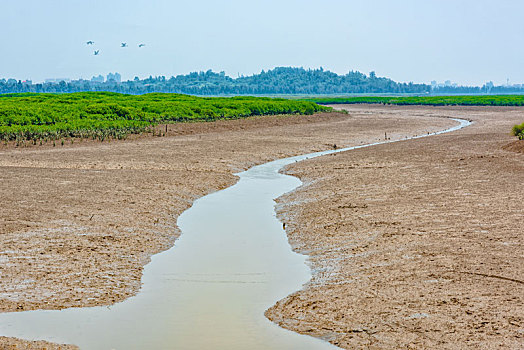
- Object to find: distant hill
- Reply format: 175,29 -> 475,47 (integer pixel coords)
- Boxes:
0,67 -> 430,95
234,67 -> 429,94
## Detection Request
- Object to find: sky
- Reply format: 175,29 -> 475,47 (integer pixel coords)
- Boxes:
2,0 -> 523,86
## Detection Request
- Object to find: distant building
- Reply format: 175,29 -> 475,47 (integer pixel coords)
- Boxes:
431,80 -> 458,89
106,72 -> 121,83
22,80 -> 32,85
44,78 -> 71,84
91,75 -> 105,83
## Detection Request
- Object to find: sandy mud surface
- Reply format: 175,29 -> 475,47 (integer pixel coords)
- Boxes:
266,105 -> 524,349
0,336 -> 76,350
0,110 -> 454,349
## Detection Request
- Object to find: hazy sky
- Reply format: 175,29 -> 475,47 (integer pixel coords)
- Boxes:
2,0 -> 523,85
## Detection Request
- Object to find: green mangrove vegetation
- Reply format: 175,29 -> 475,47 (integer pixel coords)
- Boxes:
305,95 -> 524,106
512,122 -> 524,140
0,92 -> 329,143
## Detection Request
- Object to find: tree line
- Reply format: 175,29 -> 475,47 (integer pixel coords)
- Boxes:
0,67 -> 429,95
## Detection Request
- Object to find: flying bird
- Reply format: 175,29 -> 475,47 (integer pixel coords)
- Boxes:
138,43 -> 146,48
94,50 -> 100,55
86,41 -> 94,45
121,42 -> 128,48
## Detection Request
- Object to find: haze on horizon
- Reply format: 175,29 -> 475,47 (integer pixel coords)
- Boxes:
2,0 -> 523,86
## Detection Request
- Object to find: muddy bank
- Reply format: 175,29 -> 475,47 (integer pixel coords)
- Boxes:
0,337 -> 77,350
266,105 -> 524,349
0,110 -> 455,348
503,139 -> 524,154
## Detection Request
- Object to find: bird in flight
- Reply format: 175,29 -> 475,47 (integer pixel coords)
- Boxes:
121,42 -> 128,47
86,41 -> 94,45
94,50 -> 100,55
138,43 -> 146,48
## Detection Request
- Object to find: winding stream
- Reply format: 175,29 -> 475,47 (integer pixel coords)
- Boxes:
0,118 -> 470,349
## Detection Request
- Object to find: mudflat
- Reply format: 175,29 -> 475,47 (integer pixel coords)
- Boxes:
266,105 -> 524,349
0,106 -> 521,349
0,110 -> 452,349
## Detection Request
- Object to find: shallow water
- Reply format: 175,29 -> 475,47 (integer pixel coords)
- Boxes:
0,118 -> 470,349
